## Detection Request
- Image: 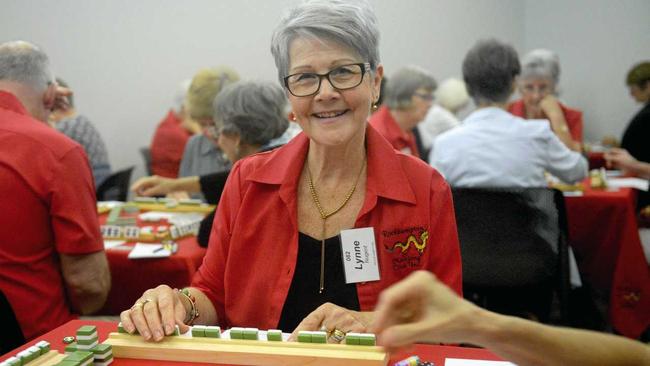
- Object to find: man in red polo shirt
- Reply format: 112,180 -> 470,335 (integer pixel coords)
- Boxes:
0,41 -> 110,341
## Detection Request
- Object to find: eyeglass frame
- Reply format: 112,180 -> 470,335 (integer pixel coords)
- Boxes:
283,62 -> 371,97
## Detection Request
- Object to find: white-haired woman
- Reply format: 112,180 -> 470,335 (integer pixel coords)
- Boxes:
508,49 -> 582,151
121,0 -> 461,344
369,65 -> 436,159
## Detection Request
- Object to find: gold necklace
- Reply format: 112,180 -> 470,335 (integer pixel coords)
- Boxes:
307,158 -> 366,293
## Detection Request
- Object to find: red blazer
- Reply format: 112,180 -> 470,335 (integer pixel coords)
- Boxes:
192,125 -> 462,329
508,99 -> 583,142
150,110 -> 192,178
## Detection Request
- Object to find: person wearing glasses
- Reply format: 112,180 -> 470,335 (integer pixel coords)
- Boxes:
508,49 -> 582,151
369,66 -> 437,159
120,0 -> 461,344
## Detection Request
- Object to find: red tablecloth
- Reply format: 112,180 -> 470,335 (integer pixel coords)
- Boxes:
0,320 -> 504,365
98,214 -> 207,315
565,186 -> 650,338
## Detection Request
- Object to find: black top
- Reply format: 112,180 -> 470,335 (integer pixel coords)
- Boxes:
621,103 -> 650,164
277,233 -> 360,332
621,103 -> 650,209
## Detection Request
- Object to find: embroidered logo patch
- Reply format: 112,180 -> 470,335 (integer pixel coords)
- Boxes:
382,226 -> 429,271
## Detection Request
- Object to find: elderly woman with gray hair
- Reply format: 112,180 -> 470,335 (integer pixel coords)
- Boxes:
369,65 -> 437,158
432,39 -> 587,188
132,80 -> 289,244
508,49 -> 582,151
123,0 -> 461,344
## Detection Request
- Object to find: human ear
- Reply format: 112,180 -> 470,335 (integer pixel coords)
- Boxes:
372,64 -> 384,103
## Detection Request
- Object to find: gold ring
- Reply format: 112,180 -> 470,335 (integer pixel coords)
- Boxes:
329,328 -> 346,343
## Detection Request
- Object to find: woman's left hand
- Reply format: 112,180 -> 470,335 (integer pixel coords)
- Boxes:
288,303 -> 373,343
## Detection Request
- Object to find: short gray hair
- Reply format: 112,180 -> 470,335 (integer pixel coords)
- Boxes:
384,65 -> 437,110
521,49 -> 560,86
270,0 -> 380,84
0,41 -> 53,92
462,39 -> 520,105
213,81 -> 289,146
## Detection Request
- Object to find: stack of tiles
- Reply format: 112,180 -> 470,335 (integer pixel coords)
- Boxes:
228,327 -> 259,340
345,332 -> 376,346
191,325 -> 221,338
91,344 -> 114,366
76,326 -> 99,351
0,341 -> 50,365
56,350 -> 94,366
297,330 -> 328,344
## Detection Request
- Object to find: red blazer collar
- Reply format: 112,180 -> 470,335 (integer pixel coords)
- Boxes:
247,124 -> 416,204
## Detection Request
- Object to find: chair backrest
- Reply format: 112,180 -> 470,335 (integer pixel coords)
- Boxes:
96,166 -> 135,202
140,147 -> 152,176
0,289 -> 25,354
451,187 -> 561,287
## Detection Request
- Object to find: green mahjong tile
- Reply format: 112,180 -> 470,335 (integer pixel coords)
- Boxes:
90,344 -> 112,355
76,326 -> 97,336
266,330 -> 282,341
345,335 -> 360,345
358,335 -> 376,346
297,331 -> 311,343
229,328 -> 243,340
64,342 -> 78,353
54,361 -> 81,366
243,329 -> 258,340
191,326 -> 206,337
76,337 -> 98,346
311,332 -> 327,344
5,357 -> 21,366
204,326 -> 221,338
64,351 -> 93,362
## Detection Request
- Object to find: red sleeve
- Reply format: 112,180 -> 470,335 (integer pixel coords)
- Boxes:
191,160 -> 244,326
565,109 -> 583,142
427,174 -> 463,296
51,146 -> 103,254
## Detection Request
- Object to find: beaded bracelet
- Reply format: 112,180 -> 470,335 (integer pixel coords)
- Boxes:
179,288 -> 199,325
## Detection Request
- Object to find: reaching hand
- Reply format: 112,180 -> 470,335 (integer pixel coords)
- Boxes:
370,271 -> 482,351
130,175 -> 176,196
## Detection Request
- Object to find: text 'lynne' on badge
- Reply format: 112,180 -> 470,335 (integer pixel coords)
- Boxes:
340,227 -> 380,284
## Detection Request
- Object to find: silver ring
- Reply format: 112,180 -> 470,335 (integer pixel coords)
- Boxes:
329,329 -> 346,343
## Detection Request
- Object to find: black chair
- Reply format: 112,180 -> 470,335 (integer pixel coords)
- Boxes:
139,147 -> 153,176
451,187 -> 570,323
96,166 -> 135,202
0,289 -> 25,354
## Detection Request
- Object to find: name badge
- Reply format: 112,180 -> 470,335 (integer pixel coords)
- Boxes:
340,227 -> 380,284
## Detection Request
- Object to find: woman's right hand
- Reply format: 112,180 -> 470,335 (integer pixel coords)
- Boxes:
119,285 -> 190,341
130,175 -> 176,197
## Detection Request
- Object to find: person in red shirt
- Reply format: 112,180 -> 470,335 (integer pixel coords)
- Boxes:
120,0 -> 461,344
0,41 -> 110,341
369,66 -> 436,159
508,49 -> 582,151
150,80 -> 200,178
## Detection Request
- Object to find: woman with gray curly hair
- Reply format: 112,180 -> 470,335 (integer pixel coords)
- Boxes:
508,49 -> 582,151
369,65 -> 437,158
123,0 -> 461,344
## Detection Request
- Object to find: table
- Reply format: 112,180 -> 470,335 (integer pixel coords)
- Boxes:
564,186 -> 650,338
98,214 -> 207,315
0,320 -> 504,365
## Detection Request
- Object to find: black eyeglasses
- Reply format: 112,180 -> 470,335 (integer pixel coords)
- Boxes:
284,62 -> 370,97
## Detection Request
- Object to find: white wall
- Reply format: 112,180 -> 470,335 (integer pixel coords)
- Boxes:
0,0 -> 524,175
2,0 -> 647,175
524,0 -> 650,142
